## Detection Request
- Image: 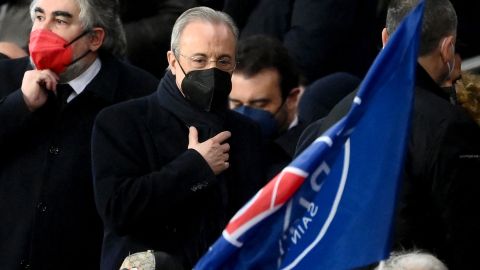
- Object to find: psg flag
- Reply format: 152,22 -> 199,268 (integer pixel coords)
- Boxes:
195,1 -> 424,269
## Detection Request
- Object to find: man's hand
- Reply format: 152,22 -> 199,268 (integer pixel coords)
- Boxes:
188,126 -> 231,175
21,69 -> 59,111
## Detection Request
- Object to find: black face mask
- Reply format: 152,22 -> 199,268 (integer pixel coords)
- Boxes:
181,67 -> 232,112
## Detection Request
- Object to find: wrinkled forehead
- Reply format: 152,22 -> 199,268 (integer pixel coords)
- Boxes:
178,21 -> 236,56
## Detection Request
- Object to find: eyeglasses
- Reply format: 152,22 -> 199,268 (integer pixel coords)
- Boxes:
177,52 -> 237,72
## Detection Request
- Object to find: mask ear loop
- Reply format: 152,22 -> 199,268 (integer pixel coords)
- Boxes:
174,50 -> 188,76
64,29 -> 92,47
441,37 -> 456,80
63,29 -> 93,68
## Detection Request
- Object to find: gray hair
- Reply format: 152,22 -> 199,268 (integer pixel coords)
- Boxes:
386,0 -> 457,56
30,0 -> 126,57
375,250 -> 448,270
170,6 -> 238,56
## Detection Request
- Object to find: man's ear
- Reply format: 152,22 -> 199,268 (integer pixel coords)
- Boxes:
88,28 -> 105,52
381,28 -> 389,48
286,87 -> 301,110
439,35 -> 455,64
167,50 -> 177,75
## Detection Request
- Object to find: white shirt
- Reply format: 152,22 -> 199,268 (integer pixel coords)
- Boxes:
288,115 -> 299,130
65,58 -> 101,103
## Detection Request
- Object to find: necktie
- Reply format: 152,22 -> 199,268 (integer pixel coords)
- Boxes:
56,83 -> 73,111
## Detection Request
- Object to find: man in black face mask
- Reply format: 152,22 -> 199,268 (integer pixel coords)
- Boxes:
295,0 -> 480,268
228,35 -> 304,180
91,6 -> 265,270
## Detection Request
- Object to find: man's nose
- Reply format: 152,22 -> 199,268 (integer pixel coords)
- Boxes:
206,59 -> 218,69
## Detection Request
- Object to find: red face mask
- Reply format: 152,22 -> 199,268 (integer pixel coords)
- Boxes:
29,29 -> 89,74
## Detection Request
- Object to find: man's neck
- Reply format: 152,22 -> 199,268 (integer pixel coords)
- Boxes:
418,54 -> 444,86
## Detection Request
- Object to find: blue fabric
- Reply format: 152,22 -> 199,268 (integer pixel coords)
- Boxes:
234,105 -> 278,139
194,1 -> 424,269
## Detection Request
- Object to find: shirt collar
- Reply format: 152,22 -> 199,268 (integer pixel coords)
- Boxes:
288,115 -> 299,129
67,58 -> 102,97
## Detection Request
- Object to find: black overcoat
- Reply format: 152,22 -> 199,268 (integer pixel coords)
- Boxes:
0,53 -> 158,270
92,73 -> 266,270
295,65 -> 480,269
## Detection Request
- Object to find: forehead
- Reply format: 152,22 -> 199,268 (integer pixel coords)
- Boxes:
179,20 -> 236,56
231,69 -> 282,100
34,0 -> 80,17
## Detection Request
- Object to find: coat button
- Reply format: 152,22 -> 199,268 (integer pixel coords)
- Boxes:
48,146 -> 61,155
20,260 -> 31,269
37,202 -> 47,213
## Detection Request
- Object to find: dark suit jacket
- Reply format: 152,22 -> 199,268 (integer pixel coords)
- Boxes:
0,53 -> 158,270
92,79 -> 265,270
296,65 -> 480,269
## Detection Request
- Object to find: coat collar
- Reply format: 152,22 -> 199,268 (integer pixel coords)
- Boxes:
416,63 -> 451,102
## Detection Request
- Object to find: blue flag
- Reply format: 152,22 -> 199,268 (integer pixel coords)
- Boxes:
195,1 -> 424,269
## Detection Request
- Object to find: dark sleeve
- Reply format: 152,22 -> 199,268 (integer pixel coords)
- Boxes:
92,105 -> 216,235
0,89 -> 34,146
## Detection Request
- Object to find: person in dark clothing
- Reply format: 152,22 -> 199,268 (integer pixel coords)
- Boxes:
295,0 -> 480,269
297,72 -> 361,124
0,0 -> 158,269
92,7 -> 265,270
223,0 -> 384,84
228,35 -> 304,180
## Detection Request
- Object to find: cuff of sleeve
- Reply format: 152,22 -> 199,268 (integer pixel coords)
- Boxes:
178,149 -> 217,192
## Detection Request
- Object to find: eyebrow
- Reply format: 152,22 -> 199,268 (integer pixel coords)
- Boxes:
52,11 -> 73,18
34,7 -> 44,13
228,97 -> 242,102
217,54 -> 233,59
249,98 -> 270,104
34,7 -> 73,18
190,52 -> 233,59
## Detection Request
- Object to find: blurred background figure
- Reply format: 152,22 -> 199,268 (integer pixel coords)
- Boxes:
297,72 -> 360,124
223,0 -> 480,85
223,0 -> 385,84
0,41 -> 27,59
118,0 -> 197,78
456,72 -> 480,126
0,0 -> 31,50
